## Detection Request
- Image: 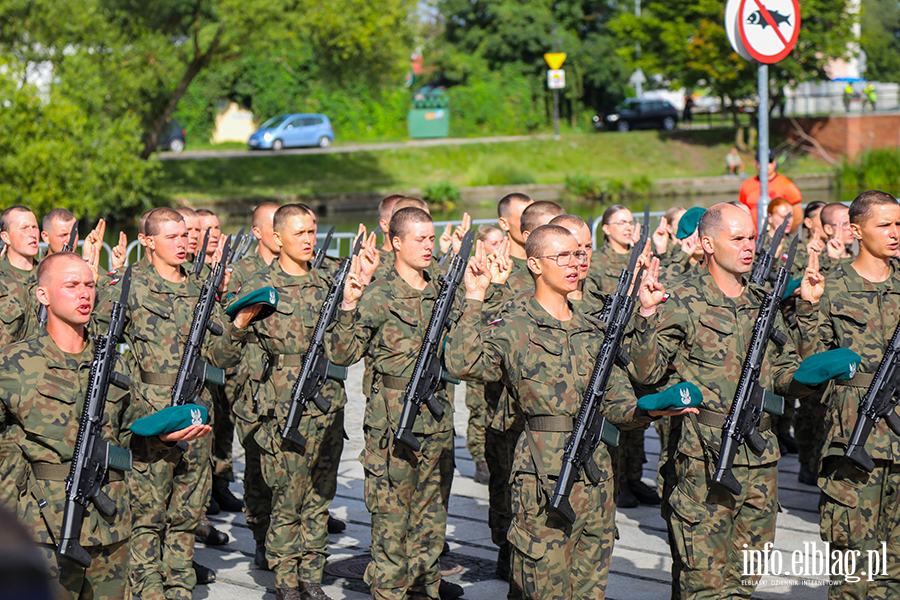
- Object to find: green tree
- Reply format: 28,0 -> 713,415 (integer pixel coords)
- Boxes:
0,65 -> 160,218
861,0 -> 900,83
611,0 -> 856,118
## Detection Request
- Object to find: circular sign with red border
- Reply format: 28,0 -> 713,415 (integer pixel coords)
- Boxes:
738,0 -> 800,64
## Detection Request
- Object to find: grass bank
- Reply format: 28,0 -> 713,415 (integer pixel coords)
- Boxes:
160,129 -> 825,203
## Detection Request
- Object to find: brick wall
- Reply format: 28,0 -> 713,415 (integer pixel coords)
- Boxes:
772,113 -> 900,159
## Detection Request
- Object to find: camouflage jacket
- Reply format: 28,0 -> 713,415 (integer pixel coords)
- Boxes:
326,266 -> 457,435
445,297 -> 645,481
236,261 -> 347,421
629,271 -> 803,465
0,255 -> 36,287
370,246 -> 396,282
0,275 -> 35,349
660,254 -> 704,287
795,263 -> 900,466
0,330 -> 167,547
586,244 -> 630,296
95,261 -> 247,414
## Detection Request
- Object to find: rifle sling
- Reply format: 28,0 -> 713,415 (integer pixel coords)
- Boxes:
696,408 -> 772,432
835,373 -> 874,388
272,354 -> 348,381
31,462 -> 124,482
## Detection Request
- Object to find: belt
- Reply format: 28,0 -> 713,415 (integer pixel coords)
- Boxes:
527,415 -> 573,432
272,354 -> 348,381
32,463 -> 125,482
836,373 -> 874,388
696,408 -> 771,432
379,370 -> 459,391
141,365 -> 226,386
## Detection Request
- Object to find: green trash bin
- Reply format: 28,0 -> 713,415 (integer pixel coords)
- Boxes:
408,87 -> 449,139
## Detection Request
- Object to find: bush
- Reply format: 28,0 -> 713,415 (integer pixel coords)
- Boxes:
467,159 -> 535,187
423,180 -> 462,211
564,173 -> 655,202
836,148 -> 900,192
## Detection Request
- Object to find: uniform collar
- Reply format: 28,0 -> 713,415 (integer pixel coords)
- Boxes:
696,270 -> 762,309
142,262 -> 199,297
386,265 -> 436,299
525,296 -> 596,335
265,259 -> 326,289
38,329 -> 91,370
839,263 -> 900,293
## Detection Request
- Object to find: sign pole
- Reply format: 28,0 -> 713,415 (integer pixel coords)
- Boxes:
553,89 -> 560,140
757,62 -> 769,235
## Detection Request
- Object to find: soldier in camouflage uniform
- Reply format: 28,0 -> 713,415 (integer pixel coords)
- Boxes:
446,225 -> 686,600
630,203 -> 813,599
175,208 -> 202,264
0,252 -> 213,600
227,201 -> 280,566
230,204 -> 373,600
0,206 -> 39,284
796,190 -> 900,599
326,207 -> 463,600
95,208 -> 250,600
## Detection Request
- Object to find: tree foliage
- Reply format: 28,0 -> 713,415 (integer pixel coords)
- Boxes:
861,0 -> 900,83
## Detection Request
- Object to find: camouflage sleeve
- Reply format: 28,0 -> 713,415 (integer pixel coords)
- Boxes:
444,299 -> 509,383
628,300 -> 686,386
770,307 -> 810,398
205,300 -> 249,369
795,296 -> 831,359
324,303 -> 381,367
481,282 -> 513,322
602,363 -> 654,431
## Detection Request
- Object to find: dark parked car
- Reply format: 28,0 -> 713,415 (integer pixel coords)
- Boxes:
593,99 -> 679,132
158,120 -> 186,153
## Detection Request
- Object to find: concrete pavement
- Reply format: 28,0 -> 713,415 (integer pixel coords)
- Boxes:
196,361 -> 829,599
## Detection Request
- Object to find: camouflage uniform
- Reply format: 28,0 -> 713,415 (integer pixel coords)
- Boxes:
96,262 -> 246,600
234,260 -> 347,589
228,251 -> 273,543
325,266 -> 455,600
629,271 -> 806,599
464,382 -> 487,464
0,275 -> 37,507
796,264 -> 900,599
446,296 -> 646,600
0,254 -> 36,286
0,330 -> 168,600
588,244 -> 650,500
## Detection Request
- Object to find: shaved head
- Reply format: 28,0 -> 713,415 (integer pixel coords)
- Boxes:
698,203 -> 752,240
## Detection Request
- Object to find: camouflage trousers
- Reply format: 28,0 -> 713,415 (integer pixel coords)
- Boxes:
235,416 -> 272,544
362,427 -> 454,600
129,434 -> 212,600
508,472 -> 615,600
485,427 -> 521,550
40,540 -> 129,600
795,393 -> 827,472
666,455 -> 777,600
819,458 -> 900,600
260,409 -> 344,588
210,382 -> 235,489
464,382 -> 487,464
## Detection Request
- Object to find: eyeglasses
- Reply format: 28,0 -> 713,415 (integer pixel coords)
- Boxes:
608,220 -> 635,227
537,251 -> 589,267
827,221 -> 850,229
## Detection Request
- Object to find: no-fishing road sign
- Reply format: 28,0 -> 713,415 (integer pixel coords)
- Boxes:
737,0 -> 800,63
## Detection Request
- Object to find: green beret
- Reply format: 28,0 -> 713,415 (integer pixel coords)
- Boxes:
637,382 -> 703,412
130,404 -> 209,437
782,277 -> 802,300
794,348 -> 861,386
675,207 -> 706,240
225,286 -> 279,323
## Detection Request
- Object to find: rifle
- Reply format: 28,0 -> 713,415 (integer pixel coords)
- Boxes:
57,265 -> 133,567
282,234 -> 364,446
312,226 -> 335,270
172,236 -> 233,406
749,216 -> 788,286
395,229 -> 475,451
38,221 -> 79,328
226,227 -> 245,265
844,321 -> 900,472
234,233 -> 253,262
548,208 -> 649,525
712,234 -> 799,495
192,228 -> 210,277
